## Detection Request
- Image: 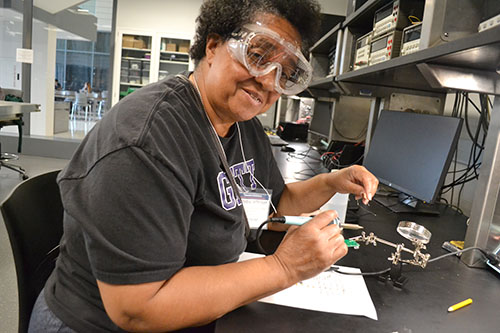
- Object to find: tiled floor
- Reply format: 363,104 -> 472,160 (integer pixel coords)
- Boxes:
0,155 -> 69,333
53,119 -> 97,141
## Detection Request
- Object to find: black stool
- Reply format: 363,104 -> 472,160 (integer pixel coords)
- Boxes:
0,117 -> 28,179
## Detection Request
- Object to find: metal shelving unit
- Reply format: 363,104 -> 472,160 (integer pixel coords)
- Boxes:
309,23 -> 344,93
315,0 -> 500,267
336,26 -> 500,95
344,0 -> 393,28
119,34 -> 153,99
158,37 -> 190,81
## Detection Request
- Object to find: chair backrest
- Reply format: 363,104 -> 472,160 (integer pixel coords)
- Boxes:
61,90 -> 75,97
75,92 -> 88,105
0,170 -> 64,333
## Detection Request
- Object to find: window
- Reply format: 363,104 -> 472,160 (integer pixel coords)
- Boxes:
56,31 -> 111,92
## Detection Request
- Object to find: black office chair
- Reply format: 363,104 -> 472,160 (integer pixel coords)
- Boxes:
0,170 -> 64,333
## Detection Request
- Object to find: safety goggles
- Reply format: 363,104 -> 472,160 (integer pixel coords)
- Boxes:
227,24 -> 312,95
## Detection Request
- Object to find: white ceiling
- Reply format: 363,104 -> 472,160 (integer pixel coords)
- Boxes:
33,0 -> 87,14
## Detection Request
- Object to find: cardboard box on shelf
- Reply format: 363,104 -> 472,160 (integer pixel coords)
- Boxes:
133,39 -> 146,49
122,37 -> 135,48
165,43 -> 177,51
178,45 -> 189,53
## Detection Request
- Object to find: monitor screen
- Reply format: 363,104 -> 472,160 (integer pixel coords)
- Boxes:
371,35 -> 388,53
363,110 -> 463,203
375,2 -> 393,23
309,100 -> 332,139
403,24 -> 422,43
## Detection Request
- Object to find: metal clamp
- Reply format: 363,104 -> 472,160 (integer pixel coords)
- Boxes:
350,221 -> 432,268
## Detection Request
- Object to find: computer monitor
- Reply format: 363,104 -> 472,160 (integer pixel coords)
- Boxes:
309,100 -> 332,142
363,110 -> 463,214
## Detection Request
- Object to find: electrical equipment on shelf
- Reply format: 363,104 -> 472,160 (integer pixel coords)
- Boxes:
369,30 -> 402,66
353,32 -> 372,70
401,22 -> 422,56
373,0 -> 425,38
478,13 -> 500,32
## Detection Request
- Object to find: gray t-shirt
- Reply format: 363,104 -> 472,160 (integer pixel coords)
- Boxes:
44,74 -> 285,332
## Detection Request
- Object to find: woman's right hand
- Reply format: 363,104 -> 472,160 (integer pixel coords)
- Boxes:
271,210 -> 348,284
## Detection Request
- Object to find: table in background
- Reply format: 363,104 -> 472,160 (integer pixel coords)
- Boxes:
216,142 -> 500,333
0,101 -> 40,150
54,91 -> 103,120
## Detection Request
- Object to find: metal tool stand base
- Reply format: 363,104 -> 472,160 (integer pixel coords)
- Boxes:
0,143 -> 28,180
377,262 -> 408,289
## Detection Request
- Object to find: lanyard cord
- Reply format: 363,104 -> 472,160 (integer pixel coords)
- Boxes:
178,74 -> 251,238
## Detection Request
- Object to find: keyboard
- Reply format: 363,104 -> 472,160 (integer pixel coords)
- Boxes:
268,135 -> 289,146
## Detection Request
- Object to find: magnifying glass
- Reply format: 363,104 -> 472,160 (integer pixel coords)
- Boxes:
397,221 -> 432,244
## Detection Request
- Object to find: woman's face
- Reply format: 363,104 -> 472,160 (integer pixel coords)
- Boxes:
203,14 -> 302,124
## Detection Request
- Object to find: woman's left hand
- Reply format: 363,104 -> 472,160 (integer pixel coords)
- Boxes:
327,165 -> 378,205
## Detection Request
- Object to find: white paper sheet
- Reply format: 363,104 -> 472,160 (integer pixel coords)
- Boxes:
238,252 -> 378,320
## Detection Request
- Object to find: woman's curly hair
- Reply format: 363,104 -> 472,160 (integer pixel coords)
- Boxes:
190,0 -> 322,65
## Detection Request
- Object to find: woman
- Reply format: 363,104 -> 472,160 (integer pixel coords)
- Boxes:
30,0 -> 378,332
80,81 -> 92,94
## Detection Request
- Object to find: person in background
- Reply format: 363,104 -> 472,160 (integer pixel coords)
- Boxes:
29,1 -> 379,332
0,85 -> 5,101
54,79 -> 62,91
80,81 -> 92,94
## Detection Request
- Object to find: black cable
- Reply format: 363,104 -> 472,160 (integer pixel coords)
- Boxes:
328,266 -> 391,276
427,246 -> 487,263
292,160 -> 326,180
451,92 -> 459,117
449,92 -> 463,204
330,247 -> 494,276
443,92 -> 488,190
323,151 -> 364,170
255,220 -> 273,255
286,146 -> 314,160
480,94 -> 490,133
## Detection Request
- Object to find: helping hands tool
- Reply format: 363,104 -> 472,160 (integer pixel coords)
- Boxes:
348,221 -> 432,287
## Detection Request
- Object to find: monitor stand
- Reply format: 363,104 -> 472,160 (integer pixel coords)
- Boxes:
374,193 -> 440,216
